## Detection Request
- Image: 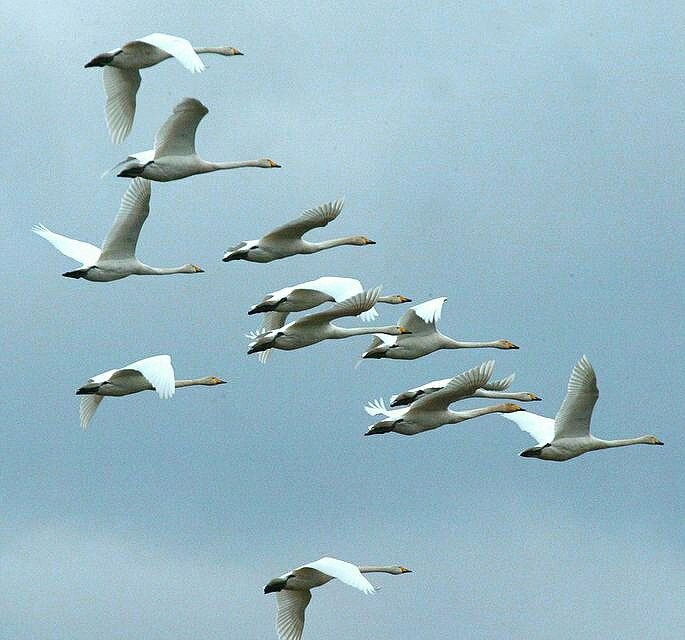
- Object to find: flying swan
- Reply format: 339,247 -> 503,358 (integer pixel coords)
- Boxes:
248,277 -> 411,362
85,33 -> 243,143
76,354 -> 226,429
498,355 -> 664,461
247,287 -> 410,355
32,179 -> 203,281
361,297 -> 519,360
389,370 -> 541,407
110,97 -> 280,181
222,199 -> 375,263
264,556 -> 411,640
364,361 -> 523,436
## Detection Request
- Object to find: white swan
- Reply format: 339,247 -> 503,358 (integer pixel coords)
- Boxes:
111,98 -> 280,181
498,355 -> 664,461
77,355 -> 226,429
222,200 -> 375,263
264,556 -> 411,640
361,297 -> 519,360
364,361 -> 523,436
248,277 -> 411,363
85,33 -> 243,143
247,287 -> 410,355
32,179 -> 203,281
389,371 -> 540,407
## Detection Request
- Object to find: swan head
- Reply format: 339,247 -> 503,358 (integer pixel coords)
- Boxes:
257,158 -> 281,168
350,236 -> 376,246
527,393 -> 542,401
199,376 -> 227,386
381,294 -> 412,304
182,264 -> 204,273
500,403 -> 524,413
385,326 -> 411,336
218,46 -> 243,56
643,435 -> 664,445
495,340 -> 519,350
389,566 -> 412,574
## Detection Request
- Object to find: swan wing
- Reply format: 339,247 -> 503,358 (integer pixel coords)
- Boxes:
296,287 -> 381,325
275,589 -> 311,640
154,97 -> 209,158
482,372 -> 515,392
79,395 -> 104,430
256,311 -> 290,364
301,276 -> 363,301
397,297 -> 446,336
103,66 -> 141,144
261,199 -> 345,243
412,360 -> 495,412
136,33 -> 205,73
300,557 -> 375,594
32,224 -> 101,267
99,178 -> 151,260
389,377 -> 452,405
364,397 -> 390,417
498,411 -> 554,445
554,355 -> 598,439
120,355 -> 175,399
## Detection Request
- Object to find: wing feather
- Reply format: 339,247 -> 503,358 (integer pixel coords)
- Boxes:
554,355 -> 598,439
397,297 -> 446,336
137,33 -> 205,73
103,66 -> 141,144
154,97 -> 209,158
275,590 -> 311,640
498,411 -> 555,445
99,178 -> 151,260
79,395 -> 104,430
296,287 -> 381,325
300,557 -> 375,594
261,199 -> 344,243
122,355 -> 175,399
32,224 -> 101,267
412,361 -> 495,412
482,372 -> 515,392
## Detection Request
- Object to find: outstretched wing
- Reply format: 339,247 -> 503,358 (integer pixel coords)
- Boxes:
389,377 -> 452,406
364,397 -> 391,417
99,178 -> 151,260
136,33 -> 205,73
120,354 -> 175,399
154,97 -> 209,158
275,590 -> 311,640
79,395 -> 104,430
296,287 -> 381,325
412,361 -> 495,412
261,199 -> 344,243
299,557 -> 375,594
554,355 -> 598,439
482,372 -> 515,392
498,411 -> 554,445
103,66 -> 141,144
397,297 -> 446,336
32,224 -> 101,267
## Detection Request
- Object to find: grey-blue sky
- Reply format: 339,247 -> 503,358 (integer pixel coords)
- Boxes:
2,2 -> 684,638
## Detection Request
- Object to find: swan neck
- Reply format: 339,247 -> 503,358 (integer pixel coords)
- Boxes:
444,338 -> 497,349
209,160 -> 263,171
599,436 -> 654,448
307,237 -> 360,252
174,377 -> 213,388
194,46 -> 229,55
473,390 -> 527,401
358,566 -> 396,574
335,325 -> 398,337
137,264 -> 191,275
448,405 -> 507,423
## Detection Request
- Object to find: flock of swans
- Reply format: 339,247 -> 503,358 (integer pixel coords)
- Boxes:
33,32 -> 664,640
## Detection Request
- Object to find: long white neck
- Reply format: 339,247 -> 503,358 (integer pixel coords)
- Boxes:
447,404 -> 511,424
332,325 -> 399,338
473,390 -> 534,401
194,46 -> 234,55
595,436 -> 657,449
443,337 -> 503,349
174,377 -> 217,388
206,160 -> 269,171
136,264 -> 194,275
358,566 -> 400,574
304,237 -> 362,253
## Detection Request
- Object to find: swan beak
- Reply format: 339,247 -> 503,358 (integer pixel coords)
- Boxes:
398,327 -> 412,334
216,379 -> 228,385
365,239 -> 377,245
195,266 -> 205,273
655,439 -> 664,445
269,160 -> 282,168
233,49 -> 244,56
400,296 -> 412,303
400,567 -> 412,573
530,394 -> 542,401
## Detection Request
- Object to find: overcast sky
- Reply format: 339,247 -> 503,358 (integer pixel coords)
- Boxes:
2,2 -> 684,639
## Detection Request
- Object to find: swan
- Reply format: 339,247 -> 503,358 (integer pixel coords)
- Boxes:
361,297 -> 519,360
32,179 -> 203,281
498,355 -> 664,461
364,361 -> 523,436
246,287 -> 410,355
389,371 -> 541,407
264,556 -> 411,640
248,277 -> 411,363
85,33 -> 243,143
111,97 -> 280,181
76,354 -> 226,429
222,199 -> 375,263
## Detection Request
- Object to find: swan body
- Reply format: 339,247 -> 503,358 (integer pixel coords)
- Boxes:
248,277 -> 411,363
222,199 -> 375,263
32,179 -> 203,281
389,371 -> 540,407
246,287 -> 409,355
498,356 -> 664,461
76,354 -> 226,429
111,98 -> 280,181
264,556 -> 411,640
85,33 -> 243,143
361,297 -> 518,360
364,361 -> 524,436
